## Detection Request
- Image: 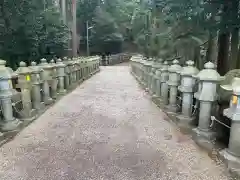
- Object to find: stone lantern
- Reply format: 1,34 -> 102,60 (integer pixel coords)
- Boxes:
147,58 -> 154,92
15,61 -> 37,121
85,59 -> 90,78
75,58 -> 81,82
83,59 -> 87,79
154,69 -> 162,98
97,56 -> 100,72
0,60 -> 21,131
177,60 -> 199,125
166,59 -> 182,112
94,56 -> 99,74
49,59 -> 59,99
80,60 -> 85,81
138,56 -> 144,83
90,58 -> 94,75
5,65 -> 19,99
151,59 -> 163,106
192,61 -> 222,149
81,60 -> 86,80
38,58 -> 54,105
132,56 -> 138,79
93,57 -> 97,74
67,58 -> 74,87
74,58 -> 80,82
78,59 -> 83,82
160,61 -> 170,105
144,58 -> 153,91
150,59 -> 162,95
141,58 -> 147,87
56,59 -> 66,95
79,57 -> 85,80
63,57 -> 71,89
71,58 -> 78,84
90,58 -> 94,76
29,61 -> 45,113
220,77 -> 240,173
135,56 -> 142,81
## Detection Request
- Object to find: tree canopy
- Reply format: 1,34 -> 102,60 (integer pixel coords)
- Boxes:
76,0 -> 240,74
1,0 -> 240,74
0,0 -> 70,68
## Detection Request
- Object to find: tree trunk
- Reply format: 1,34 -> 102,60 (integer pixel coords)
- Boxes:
206,32 -> 214,62
217,32 -> 230,75
237,45 -> 240,69
72,0 -> 78,57
230,28 -> 239,69
216,3 -> 231,75
229,0 -> 239,70
193,46 -> 200,69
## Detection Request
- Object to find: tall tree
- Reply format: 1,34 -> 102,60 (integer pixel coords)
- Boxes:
0,0 -> 69,68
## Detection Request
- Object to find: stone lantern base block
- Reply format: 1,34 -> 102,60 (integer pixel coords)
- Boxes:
58,90 -> 67,96
20,109 -> 38,123
51,94 -> 58,100
219,149 -> 240,177
152,97 -> 163,107
192,128 -> 216,151
151,94 -> 158,99
165,105 -> 178,114
36,102 -> 46,114
0,119 -> 21,132
176,115 -> 195,130
69,83 -> 78,90
44,98 -> 54,106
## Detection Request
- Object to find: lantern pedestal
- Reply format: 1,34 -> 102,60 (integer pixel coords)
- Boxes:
192,127 -> 216,150
166,105 -> 178,114
220,149 -> 240,176
219,106 -> 240,176
20,110 -> 37,123
42,82 -> 54,105
152,96 -> 163,107
176,114 -> 195,129
1,119 -> 21,132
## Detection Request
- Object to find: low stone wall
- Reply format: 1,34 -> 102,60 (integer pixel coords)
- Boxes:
0,56 -> 101,145
130,55 -> 240,177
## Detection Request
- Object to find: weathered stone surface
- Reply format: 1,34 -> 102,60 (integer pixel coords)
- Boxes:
219,69 -> 240,101
0,65 -> 233,180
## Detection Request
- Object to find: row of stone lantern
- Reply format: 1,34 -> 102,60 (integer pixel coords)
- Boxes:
0,56 -> 100,132
130,55 -> 240,173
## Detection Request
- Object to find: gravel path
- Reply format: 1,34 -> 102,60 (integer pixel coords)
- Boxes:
0,65 -> 233,180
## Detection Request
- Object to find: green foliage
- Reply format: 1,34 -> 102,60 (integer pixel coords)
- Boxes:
0,0 -> 69,68
90,7 -> 123,52
75,0 -> 240,69
77,0 -> 140,54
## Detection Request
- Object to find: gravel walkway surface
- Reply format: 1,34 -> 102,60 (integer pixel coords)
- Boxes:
0,65 -> 233,180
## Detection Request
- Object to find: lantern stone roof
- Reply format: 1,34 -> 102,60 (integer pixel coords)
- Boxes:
15,61 -> 32,75
180,60 -> 199,76
196,62 -> 222,81
168,59 -> 182,73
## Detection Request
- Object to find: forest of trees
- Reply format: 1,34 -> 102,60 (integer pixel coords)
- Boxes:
0,0 -> 70,68
1,0 -> 240,75
78,0 -> 240,75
